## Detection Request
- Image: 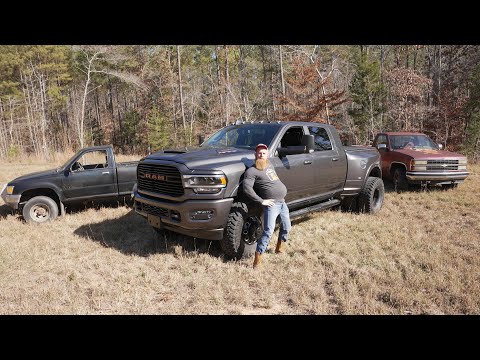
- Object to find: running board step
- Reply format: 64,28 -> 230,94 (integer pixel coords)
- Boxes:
289,199 -> 341,219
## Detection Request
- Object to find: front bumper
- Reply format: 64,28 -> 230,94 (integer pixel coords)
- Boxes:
1,185 -> 21,209
133,190 -> 233,240
406,171 -> 469,183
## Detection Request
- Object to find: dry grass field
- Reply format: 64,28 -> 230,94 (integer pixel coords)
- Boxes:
1,155 -> 479,314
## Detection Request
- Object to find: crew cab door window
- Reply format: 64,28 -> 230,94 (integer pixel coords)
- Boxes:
279,127 -> 304,147
308,126 -> 333,151
308,125 -> 346,196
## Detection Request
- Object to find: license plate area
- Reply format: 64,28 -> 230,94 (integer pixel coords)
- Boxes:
148,214 -> 162,229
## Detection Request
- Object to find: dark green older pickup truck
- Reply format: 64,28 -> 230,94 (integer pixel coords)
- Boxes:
1,145 -> 137,224
134,121 -> 385,259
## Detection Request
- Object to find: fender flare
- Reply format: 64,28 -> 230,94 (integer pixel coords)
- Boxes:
19,184 -> 65,214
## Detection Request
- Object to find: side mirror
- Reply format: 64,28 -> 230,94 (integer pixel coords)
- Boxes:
438,143 -> 443,150
198,135 -> 205,146
277,146 -> 306,158
301,134 -> 315,153
377,143 -> 387,151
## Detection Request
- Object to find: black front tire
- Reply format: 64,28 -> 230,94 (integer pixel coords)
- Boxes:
357,177 -> 384,214
221,201 -> 263,260
22,196 -> 59,224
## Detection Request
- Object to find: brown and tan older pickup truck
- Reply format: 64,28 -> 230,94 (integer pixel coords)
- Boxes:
373,132 -> 469,190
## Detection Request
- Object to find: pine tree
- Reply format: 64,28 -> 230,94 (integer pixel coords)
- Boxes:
147,106 -> 172,151
349,51 -> 386,144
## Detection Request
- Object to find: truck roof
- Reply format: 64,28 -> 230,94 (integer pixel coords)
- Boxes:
75,144 -> 113,152
380,132 -> 427,136
227,120 -> 333,128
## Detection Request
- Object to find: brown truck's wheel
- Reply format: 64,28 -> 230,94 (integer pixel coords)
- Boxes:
221,201 -> 262,259
22,196 -> 58,224
393,167 -> 409,192
357,177 -> 384,214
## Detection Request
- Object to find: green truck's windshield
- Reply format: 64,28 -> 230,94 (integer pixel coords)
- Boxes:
390,135 -> 439,150
202,124 -> 282,150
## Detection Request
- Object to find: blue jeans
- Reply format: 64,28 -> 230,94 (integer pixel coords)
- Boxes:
256,201 -> 291,254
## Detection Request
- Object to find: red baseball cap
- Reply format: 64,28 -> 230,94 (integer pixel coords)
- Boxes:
255,143 -> 268,152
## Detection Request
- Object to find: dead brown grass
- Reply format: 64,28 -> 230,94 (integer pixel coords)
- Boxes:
1,161 -> 479,314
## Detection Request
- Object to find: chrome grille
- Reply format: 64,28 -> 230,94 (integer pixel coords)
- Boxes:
137,163 -> 184,197
426,160 -> 459,171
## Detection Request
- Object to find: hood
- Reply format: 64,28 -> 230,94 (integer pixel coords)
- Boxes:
395,148 -> 467,159
345,145 -> 378,152
11,168 -> 59,184
145,146 -> 256,169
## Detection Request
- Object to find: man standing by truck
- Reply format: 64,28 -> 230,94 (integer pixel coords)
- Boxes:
243,143 -> 291,269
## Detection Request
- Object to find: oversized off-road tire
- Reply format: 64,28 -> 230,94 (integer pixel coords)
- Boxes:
393,167 -> 409,193
22,196 -> 59,224
221,201 -> 263,260
357,177 -> 384,214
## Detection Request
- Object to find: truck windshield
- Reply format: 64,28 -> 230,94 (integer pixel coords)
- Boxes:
202,124 -> 281,150
390,135 -> 439,150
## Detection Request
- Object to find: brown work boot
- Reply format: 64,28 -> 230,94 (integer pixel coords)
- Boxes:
275,239 -> 285,254
253,251 -> 262,269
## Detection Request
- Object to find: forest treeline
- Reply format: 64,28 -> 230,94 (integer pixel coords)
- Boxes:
1,45 -> 480,161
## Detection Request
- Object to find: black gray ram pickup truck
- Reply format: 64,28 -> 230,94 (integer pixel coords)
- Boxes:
1,145 -> 137,224
134,121 -> 385,259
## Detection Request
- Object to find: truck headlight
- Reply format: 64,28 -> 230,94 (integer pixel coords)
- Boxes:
7,185 -> 14,195
411,160 -> 427,171
458,158 -> 467,170
182,174 -> 227,194
131,183 -> 137,198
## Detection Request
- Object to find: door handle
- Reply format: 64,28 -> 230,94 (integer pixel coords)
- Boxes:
102,171 -> 110,174
332,158 -> 339,162
303,160 -> 312,165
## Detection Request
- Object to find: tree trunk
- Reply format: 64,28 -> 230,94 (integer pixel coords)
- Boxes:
79,52 -> 101,148
0,100 -> 7,157
260,46 -> 268,119
176,45 -> 187,145
21,71 -> 36,155
279,45 -> 286,113
215,46 -> 224,126
80,70 -> 91,148
38,75 -> 50,160
26,74 -> 40,156
166,48 -> 177,144
239,46 -> 248,119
